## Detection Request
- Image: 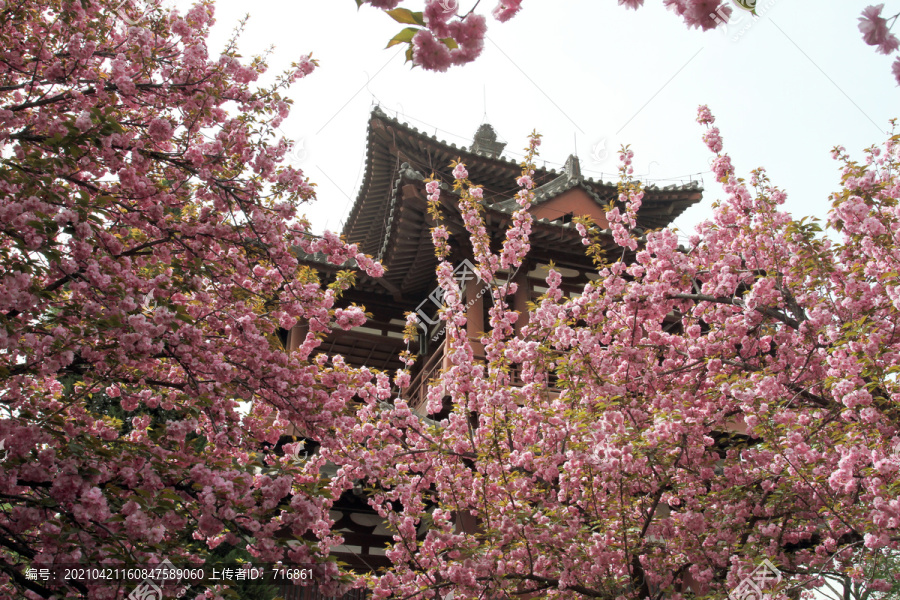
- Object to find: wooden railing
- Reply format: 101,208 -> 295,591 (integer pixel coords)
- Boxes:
404,338 -> 447,414
402,340 -> 562,415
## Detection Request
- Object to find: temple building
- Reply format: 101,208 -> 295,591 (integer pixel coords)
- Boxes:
282,106 -> 702,581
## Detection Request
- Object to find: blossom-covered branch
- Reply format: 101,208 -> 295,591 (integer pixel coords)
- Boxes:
358,0 -> 734,71
858,4 -> 900,85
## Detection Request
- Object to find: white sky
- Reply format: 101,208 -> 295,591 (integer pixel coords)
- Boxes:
191,0 -> 897,241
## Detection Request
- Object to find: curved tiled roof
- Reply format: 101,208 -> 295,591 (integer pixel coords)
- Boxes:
343,108 -> 702,256
323,107 -> 704,302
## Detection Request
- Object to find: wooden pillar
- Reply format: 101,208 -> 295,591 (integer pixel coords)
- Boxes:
287,323 -> 308,354
465,269 -> 485,360
282,324 -> 309,437
512,260 -> 531,335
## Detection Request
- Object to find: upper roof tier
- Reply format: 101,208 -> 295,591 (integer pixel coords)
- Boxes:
342,106 -> 703,262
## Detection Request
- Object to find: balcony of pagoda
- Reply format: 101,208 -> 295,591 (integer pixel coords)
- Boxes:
403,339 -> 562,417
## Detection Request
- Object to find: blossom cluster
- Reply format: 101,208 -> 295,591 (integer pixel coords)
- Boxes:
858,4 -> 900,84
365,1 -> 899,85
364,0 -> 735,70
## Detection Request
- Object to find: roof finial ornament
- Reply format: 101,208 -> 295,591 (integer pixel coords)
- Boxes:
471,123 -> 506,159
564,154 -> 581,180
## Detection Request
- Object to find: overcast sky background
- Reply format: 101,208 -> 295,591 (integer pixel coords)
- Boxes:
187,1 -> 896,242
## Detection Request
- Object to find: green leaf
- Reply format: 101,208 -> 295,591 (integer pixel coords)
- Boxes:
440,37 -> 458,50
386,26 -> 419,48
175,305 -> 194,323
160,490 -> 182,502
386,8 -> 425,26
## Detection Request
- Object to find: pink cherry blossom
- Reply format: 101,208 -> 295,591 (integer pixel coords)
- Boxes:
147,117 -> 173,142
412,29 -> 453,72
365,0 -> 402,7
449,13 -> 488,64
424,0 -> 454,38
492,0 -> 523,22
696,104 -> 715,125
859,4 -> 900,54
664,0 -> 731,30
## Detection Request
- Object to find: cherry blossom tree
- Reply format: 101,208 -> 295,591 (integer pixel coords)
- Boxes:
0,0 -> 383,598
329,107 -> 900,599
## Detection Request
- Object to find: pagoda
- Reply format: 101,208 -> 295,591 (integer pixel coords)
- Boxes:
282,106 -> 702,580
